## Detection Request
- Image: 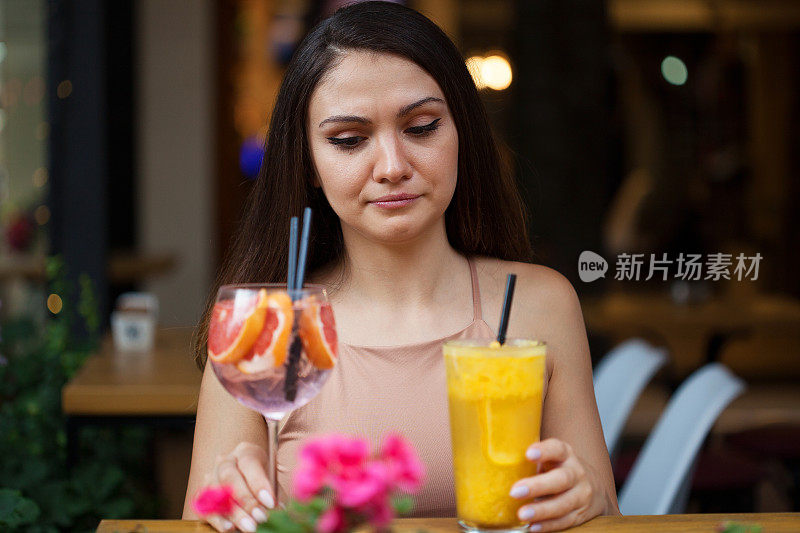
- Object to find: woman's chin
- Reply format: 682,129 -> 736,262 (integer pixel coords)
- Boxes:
340,207 -> 446,246
351,220 -> 431,246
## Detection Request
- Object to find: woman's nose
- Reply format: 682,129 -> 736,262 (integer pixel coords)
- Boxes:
372,134 -> 412,183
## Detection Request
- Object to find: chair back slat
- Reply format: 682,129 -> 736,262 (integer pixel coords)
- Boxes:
618,363 -> 746,515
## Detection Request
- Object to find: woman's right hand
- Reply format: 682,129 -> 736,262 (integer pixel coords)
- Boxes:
197,441 -> 276,532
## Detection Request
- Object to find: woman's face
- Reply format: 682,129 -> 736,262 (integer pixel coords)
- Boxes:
306,50 -> 459,245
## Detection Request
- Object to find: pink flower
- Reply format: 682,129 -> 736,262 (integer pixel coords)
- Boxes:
191,485 -> 236,516
365,497 -> 394,528
334,459 -> 390,508
294,462 -> 327,501
293,434 -> 373,501
316,505 -> 345,533
301,434 -> 371,471
380,433 -> 426,492
293,432 -> 423,529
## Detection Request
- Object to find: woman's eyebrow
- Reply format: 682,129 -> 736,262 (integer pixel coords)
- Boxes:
397,96 -> 443,117
318,114 -> 370,127
318,96 -> 444,127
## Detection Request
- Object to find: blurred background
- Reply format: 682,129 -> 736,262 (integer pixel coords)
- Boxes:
1,0 -> 799,530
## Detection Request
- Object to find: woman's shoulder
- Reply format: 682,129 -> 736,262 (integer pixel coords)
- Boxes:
471,256 -> 579,305
471,255 -> 582,339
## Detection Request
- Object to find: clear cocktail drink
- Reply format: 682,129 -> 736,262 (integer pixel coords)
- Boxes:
209,289 -> 336,419
444,339 -> 546,531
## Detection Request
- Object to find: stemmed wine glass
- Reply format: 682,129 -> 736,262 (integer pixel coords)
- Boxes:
207,283 -> 337,504
207,209 -> 337,505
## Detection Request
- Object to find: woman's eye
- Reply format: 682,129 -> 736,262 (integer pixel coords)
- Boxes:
406,118 -> 441,136
324,119 -> 440,152
327,136 -> 364,151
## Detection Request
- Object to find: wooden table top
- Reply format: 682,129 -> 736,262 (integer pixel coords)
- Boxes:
0,251 -> 175,283
62,328 -> 201,416
583,291 -> 800,330
96,513 -> 800,532
582,291 -> 800,377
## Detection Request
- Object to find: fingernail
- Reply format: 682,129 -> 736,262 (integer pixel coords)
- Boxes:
259,489 -> 275,508
221,519 -> 233,531
526,447 -> 541,460
529,524 -> 542,532
239,516 -> 257,532
509,484 -> 529,498
519,506 -> 536,521
252,507 -> 268,522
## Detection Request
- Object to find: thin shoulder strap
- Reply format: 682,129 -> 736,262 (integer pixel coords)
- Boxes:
468,257 -> 482,321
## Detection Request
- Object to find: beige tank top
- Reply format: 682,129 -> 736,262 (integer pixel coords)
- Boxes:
275,257 -> 495,517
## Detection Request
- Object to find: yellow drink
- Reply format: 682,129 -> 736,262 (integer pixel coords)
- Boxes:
444,340 -> 546,531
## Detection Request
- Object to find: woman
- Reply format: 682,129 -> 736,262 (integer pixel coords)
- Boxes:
184,2 -> 618,531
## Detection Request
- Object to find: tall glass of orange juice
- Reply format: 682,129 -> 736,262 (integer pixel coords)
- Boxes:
444,339 -> 546,532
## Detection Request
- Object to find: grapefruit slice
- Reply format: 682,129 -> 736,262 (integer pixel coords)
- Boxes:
298,298 -> 338,370
236,291 -> 294,374
208,289 -> 270,364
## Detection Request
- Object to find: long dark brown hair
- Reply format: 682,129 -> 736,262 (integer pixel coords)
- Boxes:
194,1 -> 532,368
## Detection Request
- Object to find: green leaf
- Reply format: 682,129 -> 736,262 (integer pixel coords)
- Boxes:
34,480 -> 72,525
257,522 -> 281,533
308,497 -> 327,513
78,274 -> 100,338
0,488 -> 41,528
260,508 -> 311,533
44,256 -> 64,281
391,495 -> 415,516
15,460 -> 50,490
718,522 -> 763,533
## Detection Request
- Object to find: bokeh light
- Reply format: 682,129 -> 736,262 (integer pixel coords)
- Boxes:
47,294 -> 63,314
57,80 -> 72,99
33,167 -> 48,188
481,54 -> 513,91
24,76 -> 45,106
661,56 -> 688,86
239,135 -> 265,180
34,205 -> 50,225
466,55 -> 486,90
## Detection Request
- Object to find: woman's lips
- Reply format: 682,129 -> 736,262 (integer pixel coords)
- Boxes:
369,194 -> 420,209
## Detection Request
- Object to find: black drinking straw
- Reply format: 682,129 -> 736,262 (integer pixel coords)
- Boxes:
287,216 -> 299,292
285,207 -> 312,401
496,273 -> 517,345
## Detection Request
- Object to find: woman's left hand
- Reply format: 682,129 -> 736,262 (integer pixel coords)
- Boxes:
509,438 -> 607,532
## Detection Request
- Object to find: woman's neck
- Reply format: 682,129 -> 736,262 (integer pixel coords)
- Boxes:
325,220 -> 466,308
